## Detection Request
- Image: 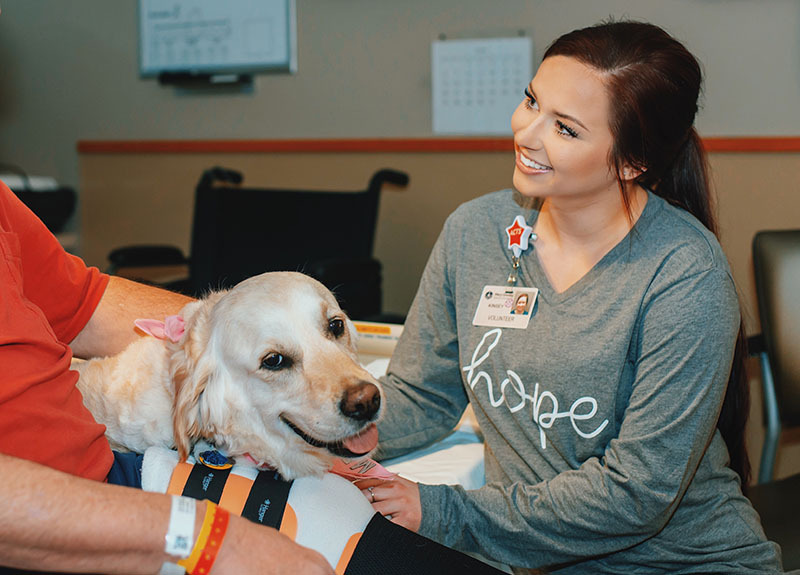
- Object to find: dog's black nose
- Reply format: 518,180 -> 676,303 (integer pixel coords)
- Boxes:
339,382 -> 381,421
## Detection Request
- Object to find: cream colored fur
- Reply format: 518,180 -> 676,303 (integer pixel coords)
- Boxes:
75,272 -> 383,479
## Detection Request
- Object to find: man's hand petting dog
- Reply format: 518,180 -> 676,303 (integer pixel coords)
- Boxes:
356,475 -> 422,532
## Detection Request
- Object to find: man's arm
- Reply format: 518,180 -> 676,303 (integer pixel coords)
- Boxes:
0,452 -> 333,574
69,276 -> 194,359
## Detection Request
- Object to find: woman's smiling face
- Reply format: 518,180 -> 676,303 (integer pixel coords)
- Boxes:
511,55 -> 619,202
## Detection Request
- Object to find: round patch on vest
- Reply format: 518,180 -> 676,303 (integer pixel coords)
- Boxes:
198,450 -> 234,470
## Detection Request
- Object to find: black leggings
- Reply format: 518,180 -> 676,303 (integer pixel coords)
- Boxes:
345,512 -> 506,575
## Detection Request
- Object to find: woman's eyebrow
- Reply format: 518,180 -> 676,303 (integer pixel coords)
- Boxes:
556,110 -> 590,132
529,85 -> 590,132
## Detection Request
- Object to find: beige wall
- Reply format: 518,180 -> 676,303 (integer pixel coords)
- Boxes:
713,153 -> 800,333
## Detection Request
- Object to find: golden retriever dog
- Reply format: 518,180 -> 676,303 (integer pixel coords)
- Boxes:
75,271 -> 383,479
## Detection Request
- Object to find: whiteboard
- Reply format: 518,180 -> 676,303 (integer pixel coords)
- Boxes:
139,0 -> 296,76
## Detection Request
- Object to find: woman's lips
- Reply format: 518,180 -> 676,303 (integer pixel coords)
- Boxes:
517,151 -> 552,172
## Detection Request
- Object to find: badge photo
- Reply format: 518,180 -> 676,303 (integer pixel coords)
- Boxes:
473,285 -> 538,329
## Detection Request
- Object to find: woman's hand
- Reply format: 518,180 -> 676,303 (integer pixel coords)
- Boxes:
355,475 -> 422,532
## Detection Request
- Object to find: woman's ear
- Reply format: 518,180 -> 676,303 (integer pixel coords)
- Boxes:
621,163 -> 645,181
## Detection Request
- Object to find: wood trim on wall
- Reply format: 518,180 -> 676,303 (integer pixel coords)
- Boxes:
702,137 -> 800,153
76,138 -> 513,154
77,137 -> 800,155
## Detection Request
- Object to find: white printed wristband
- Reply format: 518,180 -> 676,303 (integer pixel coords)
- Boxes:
164,495 -> 197,557
159,562 -> 187,575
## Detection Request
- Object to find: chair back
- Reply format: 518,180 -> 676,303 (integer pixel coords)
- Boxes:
186,168 -> 408,319
753,230 -> 800,428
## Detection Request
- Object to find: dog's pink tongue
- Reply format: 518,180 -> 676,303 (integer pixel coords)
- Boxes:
344,423 -> 379,454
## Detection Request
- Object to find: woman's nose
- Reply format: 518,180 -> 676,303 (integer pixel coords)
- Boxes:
514,113 -> 544,149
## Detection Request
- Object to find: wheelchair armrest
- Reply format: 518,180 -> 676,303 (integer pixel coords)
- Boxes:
107,245 -> 189,274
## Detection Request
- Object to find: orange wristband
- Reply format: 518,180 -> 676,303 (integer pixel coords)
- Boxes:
177,501 -> 229,575
191,505 -> 230,575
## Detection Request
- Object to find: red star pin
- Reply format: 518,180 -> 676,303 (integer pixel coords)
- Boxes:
505,215 -> 534,257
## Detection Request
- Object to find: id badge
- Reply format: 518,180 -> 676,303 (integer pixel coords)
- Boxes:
472,285 -> 538,329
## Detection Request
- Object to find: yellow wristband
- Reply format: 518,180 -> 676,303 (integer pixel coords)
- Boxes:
177,501 -> 217,574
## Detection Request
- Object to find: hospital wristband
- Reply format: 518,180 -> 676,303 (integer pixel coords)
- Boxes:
164,495 -> 197,558
177,500 -> 230,575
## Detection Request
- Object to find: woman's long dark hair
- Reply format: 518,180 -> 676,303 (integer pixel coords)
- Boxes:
544,20 -> 751,487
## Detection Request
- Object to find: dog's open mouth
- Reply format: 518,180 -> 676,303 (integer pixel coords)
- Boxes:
281,416 -> 379,458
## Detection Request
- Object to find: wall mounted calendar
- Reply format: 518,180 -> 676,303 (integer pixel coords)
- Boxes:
432,36 -> 532,135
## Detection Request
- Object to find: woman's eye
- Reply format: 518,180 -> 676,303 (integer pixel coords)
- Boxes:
523,87 -> 539,111
261,352 -> 290,371
556,120 -> 579,138
328,318 -> 345,338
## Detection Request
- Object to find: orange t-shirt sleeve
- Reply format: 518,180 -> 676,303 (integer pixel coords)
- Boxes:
4,184 -> 109,341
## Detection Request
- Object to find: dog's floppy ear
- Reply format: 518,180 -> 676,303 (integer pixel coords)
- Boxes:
170,293 -> 223,461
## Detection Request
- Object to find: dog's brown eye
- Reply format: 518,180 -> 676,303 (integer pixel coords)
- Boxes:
260,352 -> 289,371
328,318 -> 345,338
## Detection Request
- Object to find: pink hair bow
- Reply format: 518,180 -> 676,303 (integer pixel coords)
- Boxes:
134,315 -> 186,343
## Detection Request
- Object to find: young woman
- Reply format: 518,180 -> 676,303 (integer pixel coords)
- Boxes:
511,293 -> 530,315
358,20 -> 783,573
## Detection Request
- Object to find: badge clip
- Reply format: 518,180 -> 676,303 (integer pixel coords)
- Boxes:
505,215 -> 536,286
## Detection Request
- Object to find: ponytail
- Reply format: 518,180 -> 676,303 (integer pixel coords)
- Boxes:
721,326 -> 752,488
640,129 -> 714,232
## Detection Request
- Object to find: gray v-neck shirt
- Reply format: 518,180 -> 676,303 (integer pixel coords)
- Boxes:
377,190 -> 782,573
